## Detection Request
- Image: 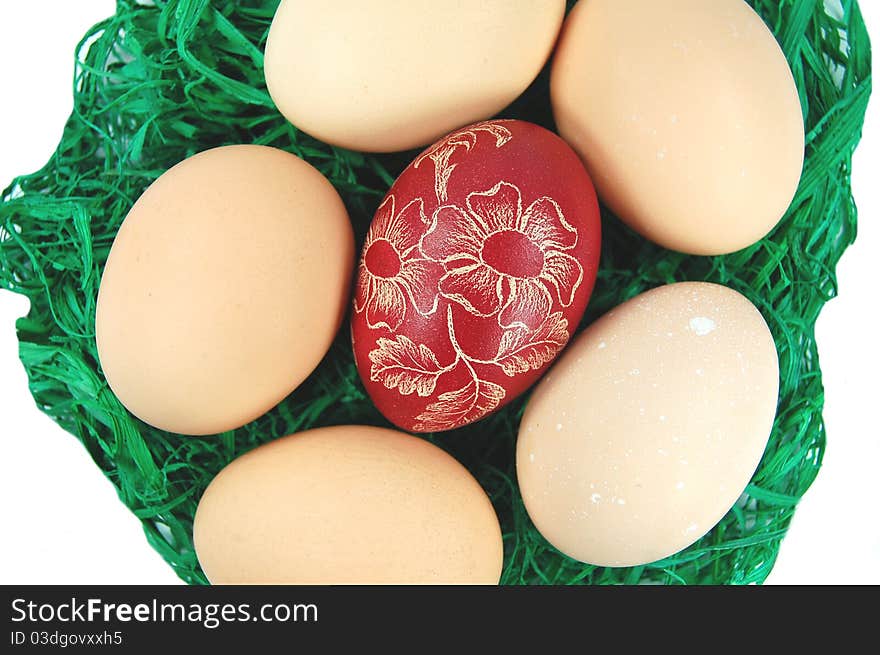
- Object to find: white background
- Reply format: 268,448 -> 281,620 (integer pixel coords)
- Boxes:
0,1 -> 877,585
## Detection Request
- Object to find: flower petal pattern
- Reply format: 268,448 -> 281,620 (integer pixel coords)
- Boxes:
365,278 -> 407,331
397,258 -> 445,316
522,196 -> 578,251
357,193 -> 442,330
466,181 -> 522,235
368,195 -> 423,256
540,251 -> 584,307
439,263 -> 502,316
367,195 -> 395,246
421,205 -> 486,262
499,278 -> 553,330
385,197 -> 425,254
354,263 -> 371,313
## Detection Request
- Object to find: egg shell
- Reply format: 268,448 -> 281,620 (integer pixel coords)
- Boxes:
351,120 -> 601,433
551,0 -> 804,255
193,425 -> 504,584
517,282 -> 779,567
95,145 -> 353,435
264,0 -> 566,152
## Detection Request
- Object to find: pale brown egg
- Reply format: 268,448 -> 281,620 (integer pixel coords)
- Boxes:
95,145 -> 353,435
517,282 -> 779,567
264,0 -> 566,152
551,0 -> 805,255
193,425 -> 504,584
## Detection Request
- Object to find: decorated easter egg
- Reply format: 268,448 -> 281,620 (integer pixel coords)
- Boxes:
351,120 -> 601,433
551,0 -> 804,255
264,0 -> 566,152
194,425 -> 503,584
517,282 -> 779,567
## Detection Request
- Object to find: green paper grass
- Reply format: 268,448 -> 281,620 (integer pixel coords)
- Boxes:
0,0 -> 871,585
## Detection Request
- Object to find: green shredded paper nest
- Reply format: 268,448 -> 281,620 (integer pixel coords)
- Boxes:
0,0 -> 872,584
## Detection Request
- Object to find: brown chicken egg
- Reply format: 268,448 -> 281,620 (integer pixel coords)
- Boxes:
193,425 -> 504,584
517,282 -> 779,567
95,145 -> 353,435
552,0 -> 804,255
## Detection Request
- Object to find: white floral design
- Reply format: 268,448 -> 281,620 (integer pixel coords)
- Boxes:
355,195 -> 445,331
357,126 -> 586,432
420,181 -> 584,331
414,121 -> 513,203
368,334 -> 450,398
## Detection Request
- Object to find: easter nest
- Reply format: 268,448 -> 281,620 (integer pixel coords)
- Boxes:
0,0 -> 872,585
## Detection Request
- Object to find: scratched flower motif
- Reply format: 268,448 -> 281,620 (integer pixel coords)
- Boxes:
355,195 -> 445,331
414,120 -> 513,203
421,181 -> 584,330
358,127 -> 587,432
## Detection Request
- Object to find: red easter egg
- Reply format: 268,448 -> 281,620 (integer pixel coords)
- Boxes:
352,120 -> 601,433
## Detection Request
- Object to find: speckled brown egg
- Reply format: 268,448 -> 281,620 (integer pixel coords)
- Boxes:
517,282 -> 779,567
